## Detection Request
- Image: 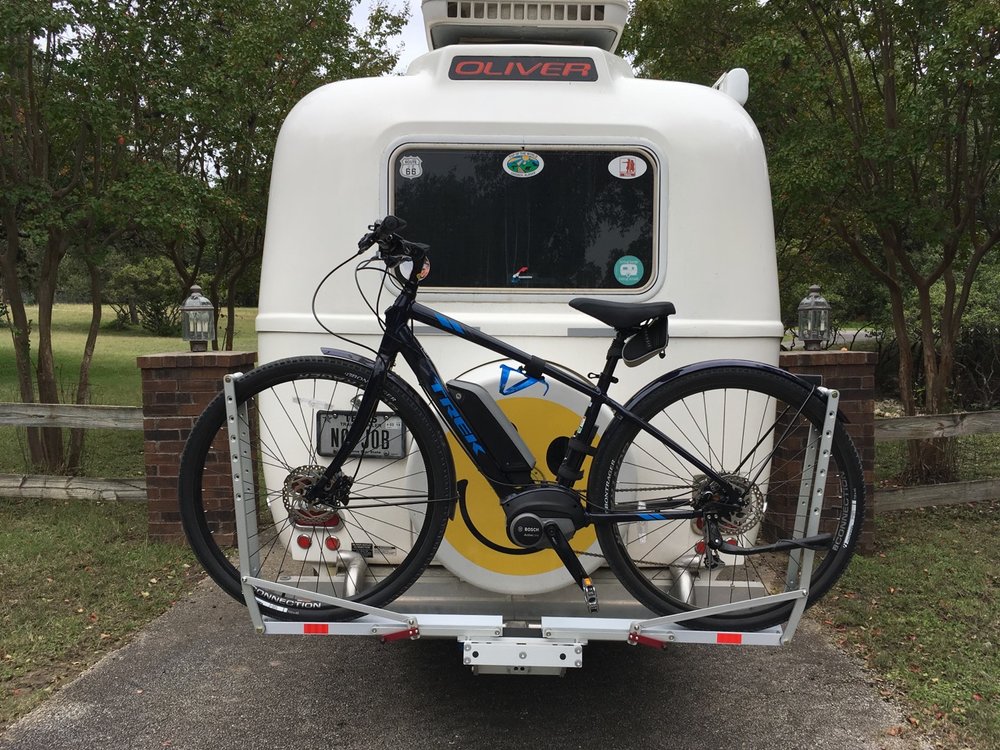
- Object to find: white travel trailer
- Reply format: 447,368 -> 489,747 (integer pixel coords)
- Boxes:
255,0 -> 783,607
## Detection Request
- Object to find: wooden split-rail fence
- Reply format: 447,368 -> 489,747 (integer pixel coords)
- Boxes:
0,403 -> 145,502
1,403 -> 999,512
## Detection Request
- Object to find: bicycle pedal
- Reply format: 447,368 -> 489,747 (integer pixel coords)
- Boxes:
582,578 -> 599,613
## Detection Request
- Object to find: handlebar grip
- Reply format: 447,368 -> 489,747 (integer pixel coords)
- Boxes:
355,217 -> 429,268
357,215 -> 409,252
377,215 -> 407,237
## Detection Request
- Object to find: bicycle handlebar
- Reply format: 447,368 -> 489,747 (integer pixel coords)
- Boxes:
357,215 -> 430,283
357,216 -> 423,255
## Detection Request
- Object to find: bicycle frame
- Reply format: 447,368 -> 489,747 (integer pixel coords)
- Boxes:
316,288 -> 735,526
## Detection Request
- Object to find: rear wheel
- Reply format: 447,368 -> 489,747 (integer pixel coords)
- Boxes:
591,365 -> 864,630
178,355 -> 455,621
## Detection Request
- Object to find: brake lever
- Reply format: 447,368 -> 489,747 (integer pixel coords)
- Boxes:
357,231 -> 377,252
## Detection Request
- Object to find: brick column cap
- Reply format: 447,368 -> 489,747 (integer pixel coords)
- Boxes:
137,351 -> 257,370
779,350 -> 876,367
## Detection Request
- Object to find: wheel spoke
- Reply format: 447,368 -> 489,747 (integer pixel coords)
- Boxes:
593,366 -> 863,631
177,356 -> 453,622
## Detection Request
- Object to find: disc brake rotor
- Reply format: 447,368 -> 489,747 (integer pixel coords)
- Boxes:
719,474 -> 766,535
283,465 -> 341,525
694,473 -> 766,535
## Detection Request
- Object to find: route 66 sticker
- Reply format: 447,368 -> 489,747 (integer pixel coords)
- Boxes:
399,155 -> 423,179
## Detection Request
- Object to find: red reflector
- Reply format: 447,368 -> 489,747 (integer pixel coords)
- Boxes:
296,534 -> 312,549
325,536 -> 341,551
717,632 -> 743,645
303,623 -> 329,635
694,540 -> 706,554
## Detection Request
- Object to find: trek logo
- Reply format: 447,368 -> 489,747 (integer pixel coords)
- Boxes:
449,56 -> 598,82
431,380 -> 486,457
435,312 -> 464,333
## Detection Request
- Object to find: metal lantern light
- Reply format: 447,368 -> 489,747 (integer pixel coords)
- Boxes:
797,284 -> 831,351
181,285 -> 215,352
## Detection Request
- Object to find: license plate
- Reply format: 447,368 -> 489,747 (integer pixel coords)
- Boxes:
316,411 -> 406,459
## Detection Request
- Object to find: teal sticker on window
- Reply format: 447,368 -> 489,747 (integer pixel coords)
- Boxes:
614,256 -> 644,286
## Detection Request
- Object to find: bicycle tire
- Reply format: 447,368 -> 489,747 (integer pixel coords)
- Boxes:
590,364 -> 864,631
178,354 -> 455,621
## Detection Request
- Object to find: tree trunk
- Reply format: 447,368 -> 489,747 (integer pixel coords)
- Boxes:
0,207 -> 47,464
33,227 -> 69,472
224,288 -> 236,351
67,257 -> 104,473
907,437 -> 956,485
887,286 -> 915,415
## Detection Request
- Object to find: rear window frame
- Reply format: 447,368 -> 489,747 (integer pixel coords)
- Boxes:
385,141 -> 662,298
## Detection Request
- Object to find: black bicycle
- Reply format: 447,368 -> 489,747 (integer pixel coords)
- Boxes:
178,216 -> 864,631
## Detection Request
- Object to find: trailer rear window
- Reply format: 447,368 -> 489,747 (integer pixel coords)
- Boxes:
389,146 -> 657,292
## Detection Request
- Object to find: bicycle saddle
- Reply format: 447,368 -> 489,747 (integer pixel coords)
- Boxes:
569,298 -> 676,330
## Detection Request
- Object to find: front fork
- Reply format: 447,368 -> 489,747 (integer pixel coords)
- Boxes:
305,347 -> 399,503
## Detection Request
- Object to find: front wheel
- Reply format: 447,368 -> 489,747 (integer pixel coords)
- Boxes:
590,364 -> 864,631
178,354 -> 455,621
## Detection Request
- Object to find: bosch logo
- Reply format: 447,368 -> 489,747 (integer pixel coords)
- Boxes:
509,512 -> 547,548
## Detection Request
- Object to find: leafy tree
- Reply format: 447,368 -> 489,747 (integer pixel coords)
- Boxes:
1,0 -> 135,471
125,0 -> 406,349
0,0 -> 405,473
625,0 -> 1000,482
105,257 -> 183,335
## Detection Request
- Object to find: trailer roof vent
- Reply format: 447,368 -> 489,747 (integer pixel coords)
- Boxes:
422,0 -> 629,52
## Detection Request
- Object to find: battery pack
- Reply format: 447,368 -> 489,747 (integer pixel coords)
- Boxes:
446,379 -> 536,486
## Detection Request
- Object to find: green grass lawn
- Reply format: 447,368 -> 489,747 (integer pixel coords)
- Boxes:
1,303 -> 258,406
0,304 -> 257,476
0,497 -> 199,728
822,501 -> 1000,749
1,304 -> 250,728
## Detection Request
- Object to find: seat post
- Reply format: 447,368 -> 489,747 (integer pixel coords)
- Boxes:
595,329 -> 629,394
555,330 -> 629,488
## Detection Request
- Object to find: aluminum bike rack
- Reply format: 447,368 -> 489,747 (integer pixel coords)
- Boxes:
223,372 -> 840,675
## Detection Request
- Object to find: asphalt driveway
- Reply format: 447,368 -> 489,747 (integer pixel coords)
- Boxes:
0,580 -> 930,750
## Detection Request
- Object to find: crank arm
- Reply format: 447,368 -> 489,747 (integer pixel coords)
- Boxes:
543,522 -> 599,612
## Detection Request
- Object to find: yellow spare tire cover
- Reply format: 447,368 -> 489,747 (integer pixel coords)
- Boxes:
432,361 -> 607,594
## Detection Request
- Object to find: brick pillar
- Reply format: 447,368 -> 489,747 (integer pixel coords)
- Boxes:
138,351 -> 257,543
780,350 -> 876,555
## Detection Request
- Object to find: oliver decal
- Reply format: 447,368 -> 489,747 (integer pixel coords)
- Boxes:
449,56 -> 598,81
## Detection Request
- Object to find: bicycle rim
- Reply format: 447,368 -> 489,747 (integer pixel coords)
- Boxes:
178,355 -> 454,621
593,365 -> 863,630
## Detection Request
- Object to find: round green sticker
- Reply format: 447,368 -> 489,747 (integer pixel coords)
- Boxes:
614,256 -> 644,286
